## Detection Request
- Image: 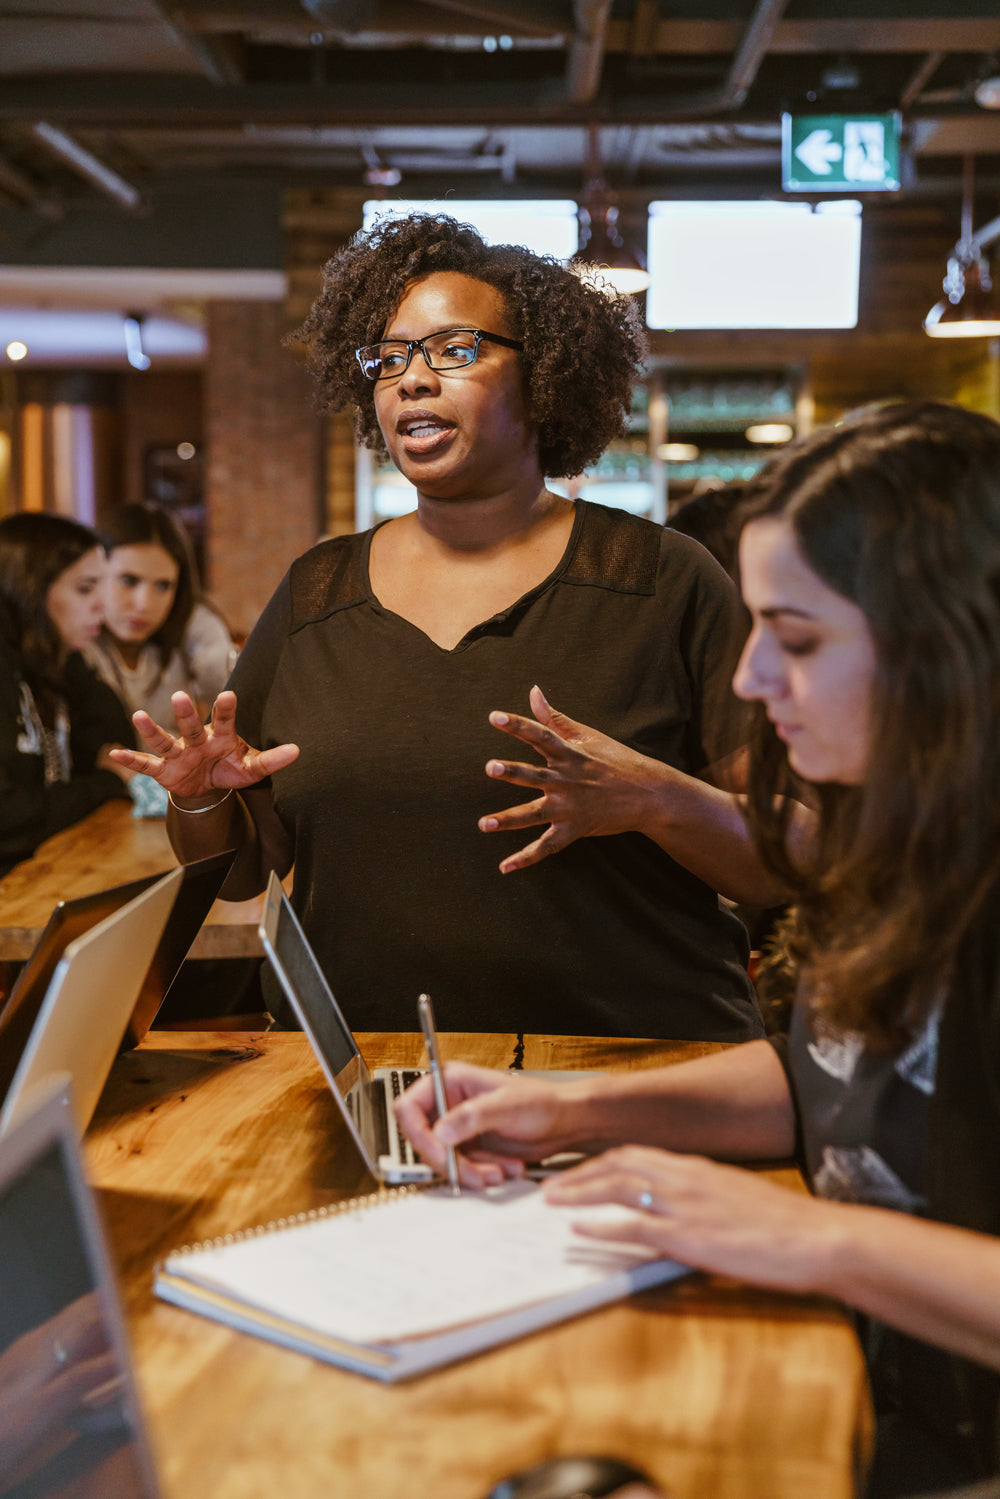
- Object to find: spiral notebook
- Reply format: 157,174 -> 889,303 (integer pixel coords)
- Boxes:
154,1179 -> 690,1382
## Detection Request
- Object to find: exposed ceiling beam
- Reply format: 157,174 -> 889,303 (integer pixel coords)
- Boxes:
163,11 -> 1000,53
604,17 -> 1000,55
899,50 -> 945,111
0,154 -> 63,221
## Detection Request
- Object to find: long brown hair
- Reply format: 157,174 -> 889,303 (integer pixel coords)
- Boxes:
99,504 -> 200,670
0,512 -> 102,719
742,401 -> 1000,1049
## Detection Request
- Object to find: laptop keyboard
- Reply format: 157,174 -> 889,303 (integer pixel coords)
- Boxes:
386,1068 -> 424,1166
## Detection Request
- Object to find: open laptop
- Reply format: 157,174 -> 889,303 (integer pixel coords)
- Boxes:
0,868 -> 183,1141
258,871 -> 433,1185
0,1074 -> 161,1498
0,851 -> 236,1103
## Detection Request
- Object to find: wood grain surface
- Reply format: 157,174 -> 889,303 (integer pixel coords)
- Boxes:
0,801 -> 270,961
85,1031 -> 872,1499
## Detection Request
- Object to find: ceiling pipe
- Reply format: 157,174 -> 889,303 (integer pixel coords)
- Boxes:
623,0 -> 789,121
29,123 -> 142,211
417,0 -> 568,38
566,0 -> 612,106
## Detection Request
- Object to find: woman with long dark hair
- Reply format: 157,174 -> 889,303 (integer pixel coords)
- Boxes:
86,504 -> 235,726
397,401 -> 1000,1496
0,512 -> 132,877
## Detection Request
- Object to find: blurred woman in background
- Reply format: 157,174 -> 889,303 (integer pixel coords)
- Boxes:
0,513 -> 132,878
86,504 -> 235,727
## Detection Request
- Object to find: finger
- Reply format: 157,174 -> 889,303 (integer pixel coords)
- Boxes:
545,1167 -> 651,1210
528,684 -> 589,745
485,758 -> 554,789
498,827 -> 567,876
170,691 -> 207,739
479,797 -> 550,834
250,743 -> 300,778
107,747 -> 164,777
130,711 -> 179,756
569,1214 -> 677,1257
208,690 -> 239,738
465,1149 -> 526,1180
488,710 -> 572,762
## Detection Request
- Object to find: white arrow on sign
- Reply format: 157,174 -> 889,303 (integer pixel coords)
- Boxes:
794,129 -> 843,176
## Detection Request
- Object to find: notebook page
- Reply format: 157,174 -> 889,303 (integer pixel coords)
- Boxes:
166,1181 -> 667,1345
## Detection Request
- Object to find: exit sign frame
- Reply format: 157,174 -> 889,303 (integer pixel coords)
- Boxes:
782,113 -> 901,193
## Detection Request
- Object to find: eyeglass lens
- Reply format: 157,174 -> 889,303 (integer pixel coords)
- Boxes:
359,329 -> 482,381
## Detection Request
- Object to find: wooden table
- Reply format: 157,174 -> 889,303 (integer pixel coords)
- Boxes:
86,1031 -> 872,1499
0,801 -> 268,962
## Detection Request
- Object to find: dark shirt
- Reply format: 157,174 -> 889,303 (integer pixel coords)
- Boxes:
0,637 -> 132,878
232,501 -> 762,1039
773,913 -> 1000,1498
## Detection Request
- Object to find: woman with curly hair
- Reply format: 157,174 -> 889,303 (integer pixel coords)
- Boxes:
0,513 -> 133,877
113,212 -> 772,1039
397,400 -> 1000,1496
86,504 -> 236,726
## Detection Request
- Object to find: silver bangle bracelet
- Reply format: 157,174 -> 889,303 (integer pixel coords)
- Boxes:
167,788 -> 233,815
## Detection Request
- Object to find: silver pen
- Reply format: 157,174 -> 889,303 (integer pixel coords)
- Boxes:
417,992 -> 460,1195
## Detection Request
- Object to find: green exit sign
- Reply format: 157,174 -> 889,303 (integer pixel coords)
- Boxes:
782,113 -> 901,192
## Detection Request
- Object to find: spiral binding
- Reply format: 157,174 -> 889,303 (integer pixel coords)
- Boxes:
164,1183 -> 422,1260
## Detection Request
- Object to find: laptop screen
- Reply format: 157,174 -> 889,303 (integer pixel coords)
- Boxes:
0,1092 -> 160,1497
269,890 -> 369,1113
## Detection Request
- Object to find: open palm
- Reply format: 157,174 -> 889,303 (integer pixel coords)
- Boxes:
108,689 -> 298,798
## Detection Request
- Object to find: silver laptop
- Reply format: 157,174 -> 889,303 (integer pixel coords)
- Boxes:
0,1074 -> 161,1497
258,872 -> 433,1185
0,867 -> 183,1141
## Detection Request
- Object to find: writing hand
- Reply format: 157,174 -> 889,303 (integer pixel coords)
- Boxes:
544,1145 -> 840,1294
480,685 -> 674,874
107,689 -> 298,800
394,1062 -> 583,1191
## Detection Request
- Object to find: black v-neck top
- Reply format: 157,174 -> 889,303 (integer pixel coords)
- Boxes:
231,501 -> 761,1039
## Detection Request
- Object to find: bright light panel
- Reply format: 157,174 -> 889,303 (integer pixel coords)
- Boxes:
363,200 -> 579,260
646,200 -> 861,330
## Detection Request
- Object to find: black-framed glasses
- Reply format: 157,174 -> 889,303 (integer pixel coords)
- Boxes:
355,327 -> 524,382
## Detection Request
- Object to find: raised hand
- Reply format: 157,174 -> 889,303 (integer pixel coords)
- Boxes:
479,684 -> 673,874
107,689 -> 298,800
394,1061 -> 587,1190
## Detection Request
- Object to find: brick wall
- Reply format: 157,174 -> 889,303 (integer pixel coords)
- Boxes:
204,301 -> 323,638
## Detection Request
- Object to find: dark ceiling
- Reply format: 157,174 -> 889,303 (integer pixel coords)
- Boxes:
2,1 -> 1000,263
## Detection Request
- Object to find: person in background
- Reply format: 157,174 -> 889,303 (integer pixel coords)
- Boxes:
396,401 -> 1000,1498
665,480 -> 752,580
86,504 -> 236,728
110,211 -> 786,1042
0,513 -> 132,879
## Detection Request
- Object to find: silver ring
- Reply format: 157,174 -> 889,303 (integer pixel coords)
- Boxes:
638,1189 -> 654,1211
53,1340 -> 68,1367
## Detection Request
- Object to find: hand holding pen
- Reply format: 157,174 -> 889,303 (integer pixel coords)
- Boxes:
417,993 -> 461,1195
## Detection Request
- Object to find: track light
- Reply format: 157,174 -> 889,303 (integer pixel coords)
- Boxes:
123,312 -> 151,370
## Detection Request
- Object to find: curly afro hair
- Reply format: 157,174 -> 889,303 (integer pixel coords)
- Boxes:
291,212 -> 647,480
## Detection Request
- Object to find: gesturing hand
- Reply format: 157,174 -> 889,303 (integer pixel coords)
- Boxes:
479,684 -> 673,874
107,689 -> 299,799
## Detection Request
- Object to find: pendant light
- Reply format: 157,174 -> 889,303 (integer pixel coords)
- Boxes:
924,156 -> 1000,338
572,128 -> 650,297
